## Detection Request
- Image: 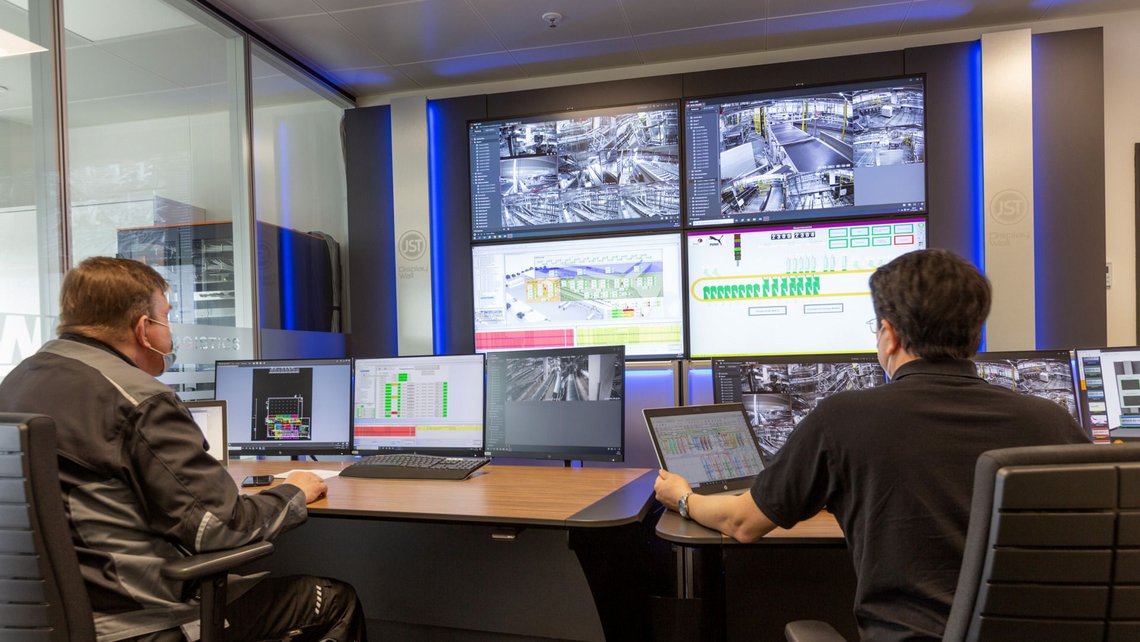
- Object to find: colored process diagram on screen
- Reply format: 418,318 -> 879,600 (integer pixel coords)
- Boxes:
687,217 -> 926,357
473,234 -> 684,358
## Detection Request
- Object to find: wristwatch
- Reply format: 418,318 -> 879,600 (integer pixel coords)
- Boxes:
678,491 -> 692,519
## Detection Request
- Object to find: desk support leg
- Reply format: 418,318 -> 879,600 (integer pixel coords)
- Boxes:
677,545 -> 696,599
569,520 -> 656,642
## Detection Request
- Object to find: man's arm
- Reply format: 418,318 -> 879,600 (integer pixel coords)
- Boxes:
654,470 -> 777,543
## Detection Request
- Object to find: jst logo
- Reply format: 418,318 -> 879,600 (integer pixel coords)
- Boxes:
989,190 -> 1029,226
398,230 -> 426,261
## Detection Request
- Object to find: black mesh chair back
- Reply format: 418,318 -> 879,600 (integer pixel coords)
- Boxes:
943,443 -> 1140,642
0,413 -> 95,641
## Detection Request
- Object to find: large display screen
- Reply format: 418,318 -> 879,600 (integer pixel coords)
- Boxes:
687,216 -> 926,357
472,233 -> 685,359
973,350 -> 1078,423
712,354 -> 885,457
352,354 -> 485,456
469,101 -> 681,241
1075,346 -> 1140,443
484,345 -> 625,462
685,76 -> 925,227
214,358 -> 353,456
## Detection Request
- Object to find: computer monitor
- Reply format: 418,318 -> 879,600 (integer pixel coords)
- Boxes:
684,75 -> 925,228
469,100 -> 681,242
183,399 -> 228,463
1073,346 -> 1140,443
484,345 -> 625,462
213,358 -> 353,457
687,216 -> 926,357
712,354 -> 885,457
472,233 -> 685,359
973,350 -> 1078,423
351,354 -> 486,457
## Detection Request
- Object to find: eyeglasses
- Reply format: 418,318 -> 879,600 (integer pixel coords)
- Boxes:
866,318 -> 879,334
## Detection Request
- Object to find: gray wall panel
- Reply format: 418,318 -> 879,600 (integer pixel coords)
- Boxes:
1033,28 -> 1107,349
905,41 -> 980,264
344,106 -> 399,358
681,50 -> 904,98
486,75 -> 682,118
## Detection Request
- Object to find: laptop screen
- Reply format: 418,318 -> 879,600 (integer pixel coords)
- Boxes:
644,403 -> 765,494
183,400 -> 227,462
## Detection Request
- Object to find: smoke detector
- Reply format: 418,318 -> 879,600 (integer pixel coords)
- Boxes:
542,12 -> 562,28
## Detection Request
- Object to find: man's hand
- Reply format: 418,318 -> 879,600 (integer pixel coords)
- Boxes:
654,469 -> 693,512
282,471 -> 327,504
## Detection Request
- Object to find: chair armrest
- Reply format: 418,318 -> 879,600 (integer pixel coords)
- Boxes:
160,541 -> 275,581
785,620 -> 848,642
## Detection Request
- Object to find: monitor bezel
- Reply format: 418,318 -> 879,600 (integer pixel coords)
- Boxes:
1072,345 -> 1140,442
349,353 -> 487,458
470,231 -> 686,361
684,215 -> 928,359
467,99 -> 683,244
213,357 -> 354,457
182,399 -> 229,463
483,344 -> 626,462
682,73 -> 929,230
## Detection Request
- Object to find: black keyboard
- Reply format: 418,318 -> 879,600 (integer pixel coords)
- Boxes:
339,454 -> 490,480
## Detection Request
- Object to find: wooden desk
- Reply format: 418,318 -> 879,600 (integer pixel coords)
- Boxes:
226,461 -> 657,640
226,461 -> 654,527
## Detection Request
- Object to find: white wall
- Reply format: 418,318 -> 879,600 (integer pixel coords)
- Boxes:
1103,12 -> 1140,345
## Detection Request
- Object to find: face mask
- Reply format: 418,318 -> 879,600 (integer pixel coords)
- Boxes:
145,317 -> 178,369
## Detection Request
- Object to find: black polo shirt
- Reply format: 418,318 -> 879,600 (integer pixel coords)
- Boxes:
750,358 -> 1089,642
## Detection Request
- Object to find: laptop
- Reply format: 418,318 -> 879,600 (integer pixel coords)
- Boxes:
643,403 -> 766,495
183,400 -> 228,463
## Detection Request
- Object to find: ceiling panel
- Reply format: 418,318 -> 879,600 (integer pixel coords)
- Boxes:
97,26 -> 231,90
314,0 -> 413,11
255,12 -> 388,70
332,0 -> 505,65
394,51 -> 521,88
213,0 -> 323,22
509,37 -> 642,77
325,65 -> 423,95
1041,0 -> 1140,18
469,0 -> 630,50
64,44 -> 180,103
617,0 -> 765,35
899,0 -> 1048,35
767,3 -> 911,49
769,0 -> 908,18
634,20 -> 767,64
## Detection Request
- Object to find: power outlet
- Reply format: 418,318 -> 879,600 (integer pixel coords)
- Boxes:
1106,262 -> 1113,289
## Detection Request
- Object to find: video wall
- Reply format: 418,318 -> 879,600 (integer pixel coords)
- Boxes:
467,75 -> 930,361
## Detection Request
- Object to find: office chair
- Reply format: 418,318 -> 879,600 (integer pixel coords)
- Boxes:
785,443 -> 1140,642
0,413 -> 274,642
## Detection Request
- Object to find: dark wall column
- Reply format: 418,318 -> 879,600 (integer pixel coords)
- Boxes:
904,41 -> 980,263
1033,28 -> 1106,349
430,95 -> 487,355
344,105 -> 399,358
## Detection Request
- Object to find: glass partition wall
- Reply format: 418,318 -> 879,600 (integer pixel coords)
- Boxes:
0,0 -> 62,380
0,0 -> 352,389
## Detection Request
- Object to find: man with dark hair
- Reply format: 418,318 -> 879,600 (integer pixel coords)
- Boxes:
656,248 -> 1088,641
0,257 -> 367,641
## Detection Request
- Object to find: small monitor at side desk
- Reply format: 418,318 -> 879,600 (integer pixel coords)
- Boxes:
183,400 -> 227,463
1074,346 -> 1140,443
484,345 -> 626,462
351,354 -> 486,457
214,358 -> 353,457
712,354 -> 885,459
972,350 -> 1079,423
